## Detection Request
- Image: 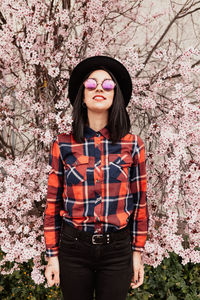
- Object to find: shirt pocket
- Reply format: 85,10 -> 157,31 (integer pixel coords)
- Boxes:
109,153 -> 133,181
64,155 -> 89,186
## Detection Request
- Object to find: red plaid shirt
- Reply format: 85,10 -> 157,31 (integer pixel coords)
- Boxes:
44,125 -> 149,257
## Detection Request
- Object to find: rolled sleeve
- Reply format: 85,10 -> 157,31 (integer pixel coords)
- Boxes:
44,136 -> 64,257
130,136 -> 149,252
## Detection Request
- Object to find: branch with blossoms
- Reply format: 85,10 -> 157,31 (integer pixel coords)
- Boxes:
0,0 -> 200,285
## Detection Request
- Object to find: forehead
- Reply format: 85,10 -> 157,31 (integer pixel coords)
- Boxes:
88,69 -> 112,79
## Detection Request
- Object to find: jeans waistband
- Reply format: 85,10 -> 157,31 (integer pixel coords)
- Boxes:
61,220 -> 131,245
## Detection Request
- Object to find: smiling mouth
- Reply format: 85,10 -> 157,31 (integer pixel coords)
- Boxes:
93,95 -> 106,100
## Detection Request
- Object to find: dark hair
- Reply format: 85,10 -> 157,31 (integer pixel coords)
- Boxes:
71,66 -> 131,145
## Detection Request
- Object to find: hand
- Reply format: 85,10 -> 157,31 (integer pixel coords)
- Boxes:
45,256 -> 60,287
130,251 -> 144,289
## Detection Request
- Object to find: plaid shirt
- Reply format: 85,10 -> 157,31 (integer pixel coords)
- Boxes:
44,125 -> 149,257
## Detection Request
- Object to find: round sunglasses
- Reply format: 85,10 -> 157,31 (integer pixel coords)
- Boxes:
83,78 -> 116,91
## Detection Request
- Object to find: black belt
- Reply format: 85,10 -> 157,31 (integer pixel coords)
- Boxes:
61,220 -> 131,245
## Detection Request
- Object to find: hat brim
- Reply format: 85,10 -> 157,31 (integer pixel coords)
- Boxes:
68,55 -> 132,107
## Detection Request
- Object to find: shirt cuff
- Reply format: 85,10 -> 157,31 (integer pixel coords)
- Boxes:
45,247 -> 59,258
131,245 -> 144,252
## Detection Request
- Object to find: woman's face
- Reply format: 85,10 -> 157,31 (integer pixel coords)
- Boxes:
83,69 -> 115,113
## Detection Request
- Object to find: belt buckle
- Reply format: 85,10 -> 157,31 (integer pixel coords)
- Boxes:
92,234 -> 104,244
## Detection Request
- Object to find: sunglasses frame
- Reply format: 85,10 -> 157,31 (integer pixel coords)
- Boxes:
83,78 -> 116,91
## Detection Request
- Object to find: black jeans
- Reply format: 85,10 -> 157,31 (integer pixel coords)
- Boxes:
58,221 -> 133,300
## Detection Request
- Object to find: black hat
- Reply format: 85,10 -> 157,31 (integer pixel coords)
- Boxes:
68,55 -> 132,107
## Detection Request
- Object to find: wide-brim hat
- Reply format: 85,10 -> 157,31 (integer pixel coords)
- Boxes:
68,55 -> 132,107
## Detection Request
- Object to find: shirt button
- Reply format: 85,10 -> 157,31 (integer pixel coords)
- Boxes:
96,132 -> 101,137
96,179 -> 100,183
97,196 -> 102,201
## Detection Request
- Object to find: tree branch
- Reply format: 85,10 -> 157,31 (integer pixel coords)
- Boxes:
177,7 -> 200,18
136,0 -> 200,77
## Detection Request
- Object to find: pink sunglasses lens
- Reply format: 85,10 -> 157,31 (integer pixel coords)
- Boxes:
84,79 -> 96,89
102,80 -> 115,90
84,79 -> 115,90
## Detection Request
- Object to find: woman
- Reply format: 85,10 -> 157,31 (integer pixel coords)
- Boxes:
44,55 -> 149,300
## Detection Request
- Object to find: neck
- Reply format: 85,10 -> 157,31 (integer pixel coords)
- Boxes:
86,110 -> 108,132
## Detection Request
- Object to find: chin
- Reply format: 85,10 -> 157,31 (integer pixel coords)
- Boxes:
88,106 -> 110,112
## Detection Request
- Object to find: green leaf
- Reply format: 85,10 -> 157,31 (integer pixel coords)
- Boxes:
167,295 -> 177,300
0,285 -> 4,292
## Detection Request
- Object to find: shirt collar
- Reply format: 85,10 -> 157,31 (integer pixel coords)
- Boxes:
84,124 -> 110,140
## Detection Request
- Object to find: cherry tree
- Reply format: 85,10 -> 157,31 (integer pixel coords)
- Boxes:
0,0 -> 200,285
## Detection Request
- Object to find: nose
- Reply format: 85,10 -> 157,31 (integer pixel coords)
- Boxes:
95,83 -> 103,91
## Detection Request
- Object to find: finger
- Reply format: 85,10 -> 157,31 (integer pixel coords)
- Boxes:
130,276 -> 143,288
131,278 -> 143,288
130,279 -> 138,288
130,269 -> 144,288
47,278 -> 54,287
46,270 -> 55,287
133,270 -> 139,284
54,273 -> 60,286
130,282 -> 141,289
48,278 -> 55,287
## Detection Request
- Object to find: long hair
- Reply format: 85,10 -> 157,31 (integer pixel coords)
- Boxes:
71,66 -> 131,145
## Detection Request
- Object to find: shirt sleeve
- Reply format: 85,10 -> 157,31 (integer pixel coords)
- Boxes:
130,135 -> 149,253
43,136 -> 64,257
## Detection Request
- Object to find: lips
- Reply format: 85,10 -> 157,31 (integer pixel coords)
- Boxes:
93,95 -> 106,100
